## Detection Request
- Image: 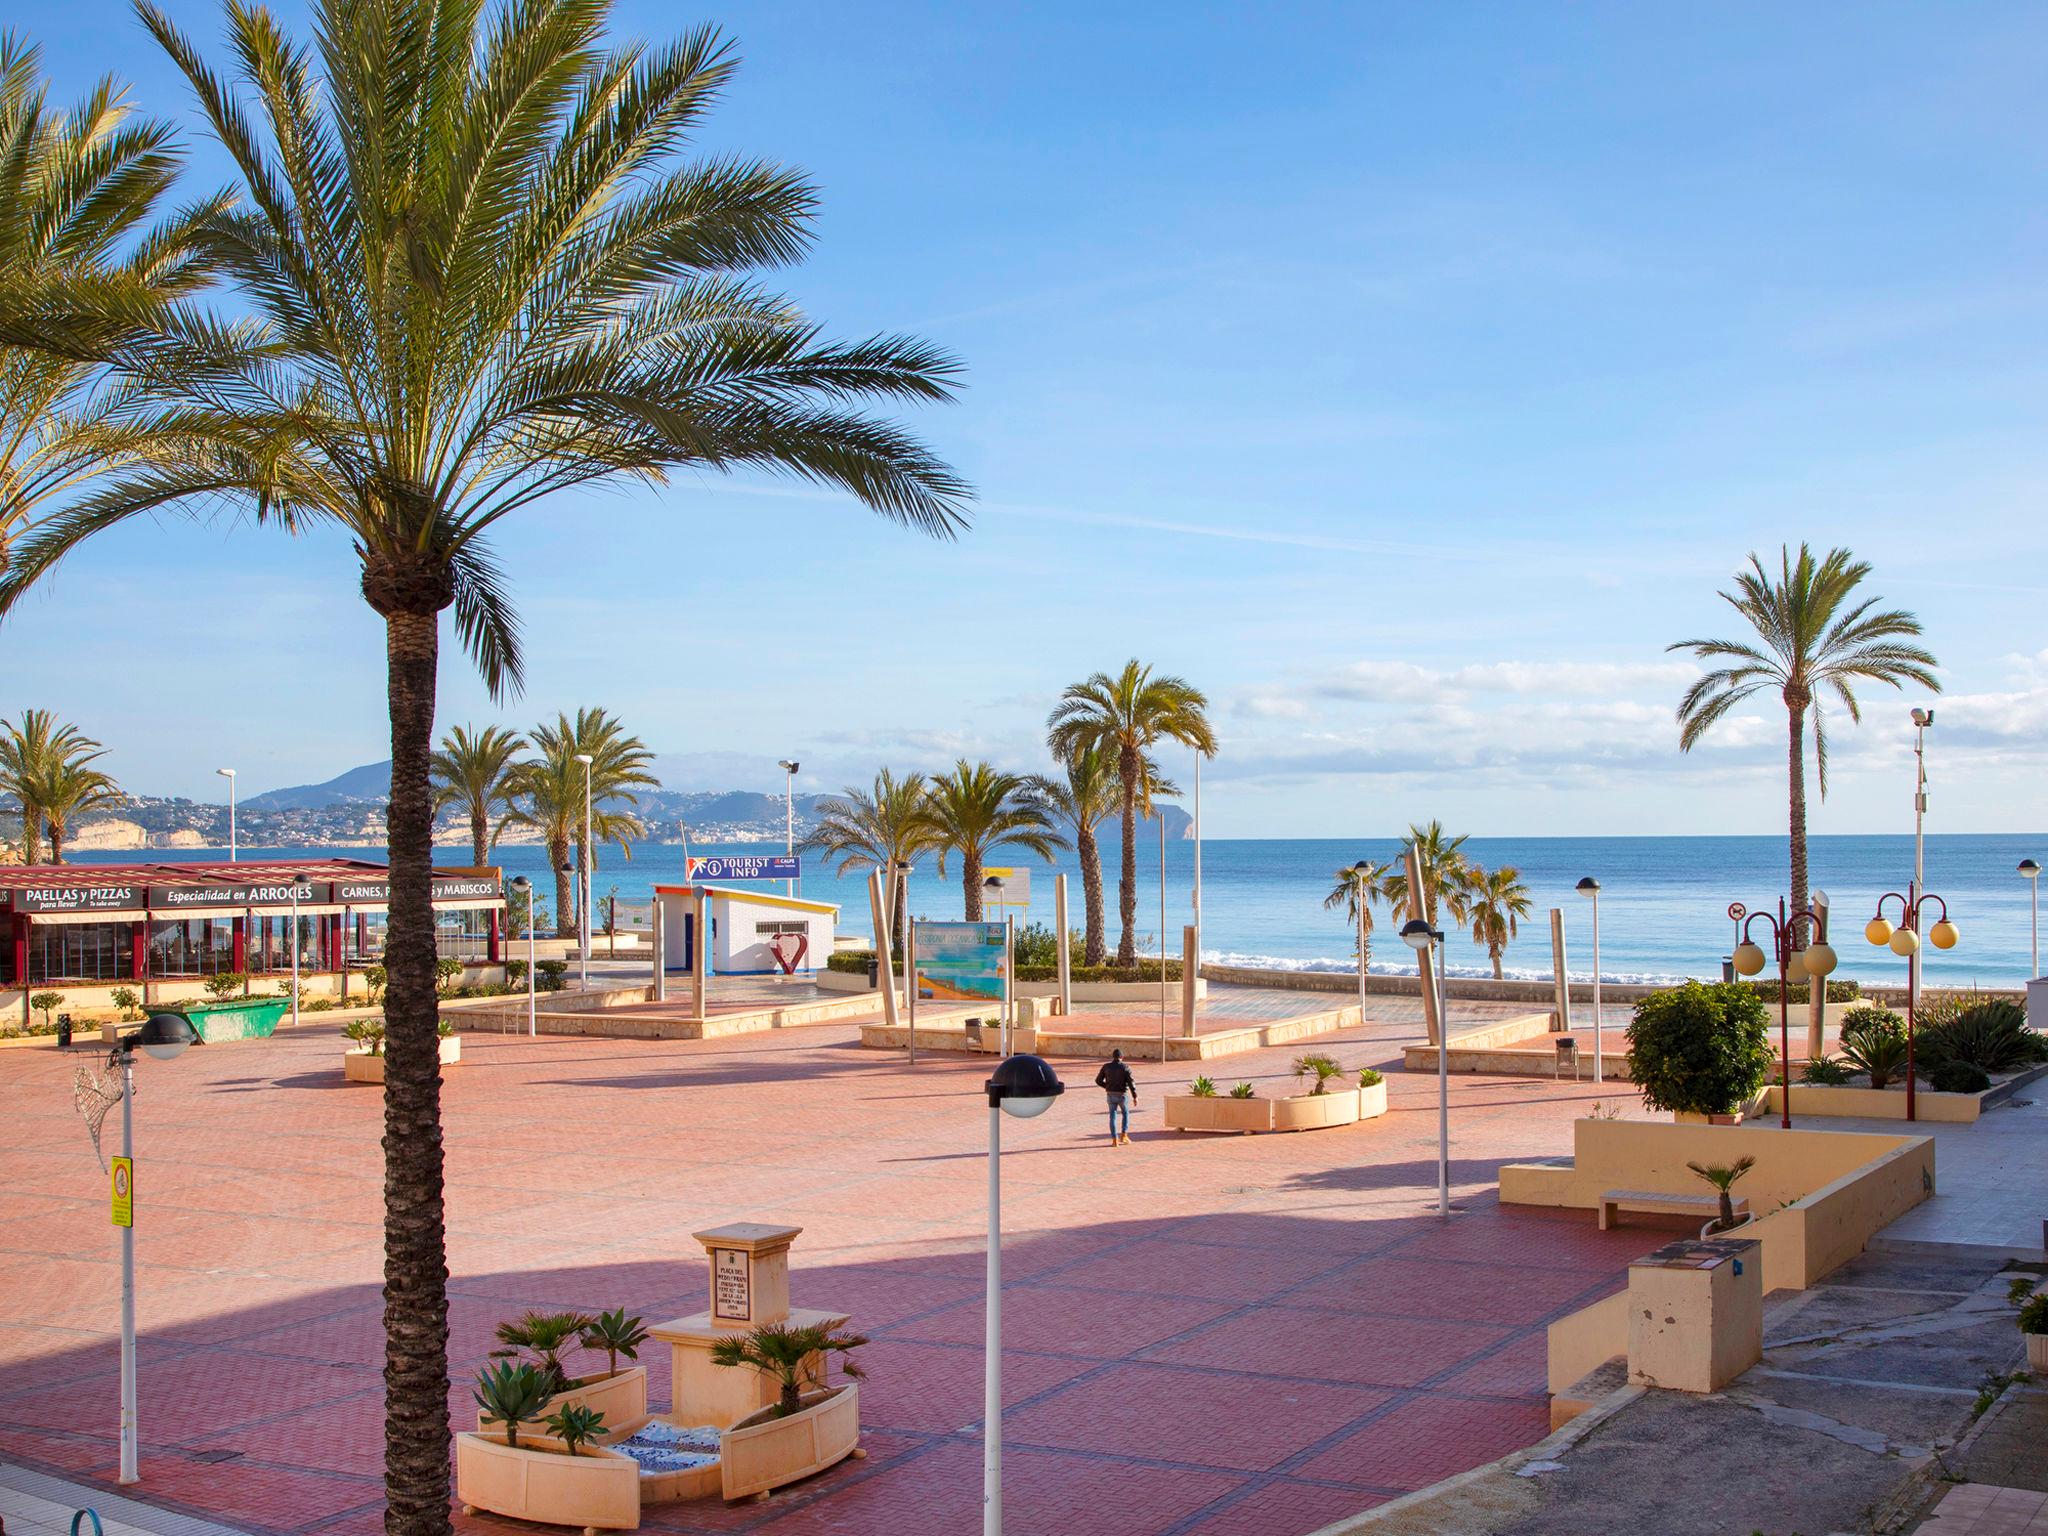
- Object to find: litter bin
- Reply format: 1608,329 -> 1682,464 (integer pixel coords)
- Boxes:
56,1013 -> 72,1049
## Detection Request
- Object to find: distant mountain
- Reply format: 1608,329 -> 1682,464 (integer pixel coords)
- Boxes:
244,760 -> 394,811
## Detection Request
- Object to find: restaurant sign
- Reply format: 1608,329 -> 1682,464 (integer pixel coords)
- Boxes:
148,881 -> 324,910
335,877 -> 504,904
15,884 -> 145,915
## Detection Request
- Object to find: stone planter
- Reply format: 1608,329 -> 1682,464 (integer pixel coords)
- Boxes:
1271,1086 -> 1363,1133
2027,1332 -> 2048,1373
344,1034 -> 462,1084
1164,1094 -> 1270,1133
1673,1109 -> 1746,1126
456,1431 -> 640,1532
720,1385 -> 861,1503
1167,1083 -> 1384,1134
1358,1080 -> 1388,1119
477,1366 -> 648,1440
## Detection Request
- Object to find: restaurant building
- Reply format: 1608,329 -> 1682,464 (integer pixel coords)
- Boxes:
0,858 -> 506,1006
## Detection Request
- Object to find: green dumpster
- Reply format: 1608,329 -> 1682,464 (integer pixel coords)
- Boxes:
153,997 -> 292,1043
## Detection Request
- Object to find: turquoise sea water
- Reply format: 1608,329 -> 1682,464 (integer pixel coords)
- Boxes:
69,833 -> 2046,986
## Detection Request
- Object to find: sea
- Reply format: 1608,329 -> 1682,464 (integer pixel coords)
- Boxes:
66,833 -> 2046,988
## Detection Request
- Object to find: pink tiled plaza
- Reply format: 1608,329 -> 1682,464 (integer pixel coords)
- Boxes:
0,1010 -> 1659,1536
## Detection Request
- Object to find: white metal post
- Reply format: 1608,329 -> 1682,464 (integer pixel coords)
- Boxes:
1590,889 -> 1602,1084
983,1101 -> 1003,1536
1357,895 -> 1368,1020
1434,933 -> 1450,1217
905,872 -> 918,1067
118,1051 -> 137,1483
580,759 -> 593,989
1158,806 -> 1168,1047
1913,719 -> 1927,1011
786,768 -> 796,897
1002,913 -> 1014,1057
1053,873 -> 1072,1018
290,884 -> 301,1030
1192,751 -> 1202,962
527,904 -> 537,1036
2032,877 -> 2040,981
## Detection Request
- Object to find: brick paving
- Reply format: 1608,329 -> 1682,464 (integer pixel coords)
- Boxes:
0,1001 -> 1664,1536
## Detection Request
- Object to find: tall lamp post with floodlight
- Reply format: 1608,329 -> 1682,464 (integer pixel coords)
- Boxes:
510,875 -> 537,1036
1351,860 -> 1372,1020
216,767 -> 237,860
1729,899 -> 1834,1128
109,1012 -> 200,1483
1400,918 -> 1451,1215
1576,876 -> 1603,1083
1864,886 -> 1958,1122
983,1054 -> 1063,1536
574,753 -> 594,987
2020,859 -> 2040,981
778,760 -> 800,896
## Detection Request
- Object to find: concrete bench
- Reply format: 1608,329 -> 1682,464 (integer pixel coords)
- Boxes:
1598,1189 -> 1749,1232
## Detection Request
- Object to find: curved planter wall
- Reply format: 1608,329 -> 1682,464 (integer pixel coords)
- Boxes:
1165,1083 -> 1386,1134
455,1432 -> 641,1531
476,1366 -> 648,1439
720,1385 -> 861,1502
343,1034 -> 463,1084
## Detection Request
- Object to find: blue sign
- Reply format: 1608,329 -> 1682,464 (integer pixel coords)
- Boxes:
688,855 -> 800,883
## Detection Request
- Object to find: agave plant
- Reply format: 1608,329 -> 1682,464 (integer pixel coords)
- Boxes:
343,1020 -> 386,1057
492,1311 -> 596,1397
1188,1075 -> 1217,1098
473,1361 -> 552,1450
1292,1053 -> 1344,1095
1357,1067 -> 1384,1088
1686,1154 -> 1757,1233
579,1309 -> 650,1379
1837,1007 -> 1909,1089
542,1403 -> 607,1456
709,1322 -> 869,1419
1229,1082 -> 1257,1100
1914,999 -> 2047,1077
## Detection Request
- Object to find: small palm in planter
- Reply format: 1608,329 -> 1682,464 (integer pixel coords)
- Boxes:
580,1308 -> 650,1379
710,1322 -> 870,1419
2010,1279 -> 2048,1370
1293,1054 -> 1344,1095
1686,1154 -> 1757,1234
494,1310 -> 597,1396
474,1361 -> 553,1449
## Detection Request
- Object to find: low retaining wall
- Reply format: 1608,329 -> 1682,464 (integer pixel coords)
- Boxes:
861,1002 -> 1364,1061
1198,964 -> 2014,1011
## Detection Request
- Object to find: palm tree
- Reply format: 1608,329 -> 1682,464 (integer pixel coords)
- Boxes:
1670,545 -> 1939,914
1382,820 -> 1475,933
800,768 -> 932,938
1047,661 -> 1215,967
0,710 -> 121,863
1323,859 -> 1392,972
506,711 -> 656,939
0,34 -> 220,576
919,760 -> 1066,920
1024,744 -> 1123,966
0,12 -> 965,1523
1465,864 -> 1533,980
430,725 -> 525,866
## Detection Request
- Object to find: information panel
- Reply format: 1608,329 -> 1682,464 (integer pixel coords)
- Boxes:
913,921 -> 1008,1002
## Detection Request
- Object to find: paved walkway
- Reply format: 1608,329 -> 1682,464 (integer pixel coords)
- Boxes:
1853,1091 -> 2048,1252
0,1461 -> 249,1536
0,1009 -> 1658,1536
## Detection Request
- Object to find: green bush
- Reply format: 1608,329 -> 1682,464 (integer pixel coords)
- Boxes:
506,959 -> 528,985
1743,978 -> 1861,1004
1188,1075 -> 1217,1097
827,950 -> 875,975
1012,922 -> 1083,970
1928,1060 -> 1991,1095
1915,999 -> 2046,1076
304,997 -> 335,1013
1799,1054 -> 1855,1086
202,971 -> 248,1002
109,987 -> 141,1021
536,959 -> 569,991
28,991 -> 64,1027
1838,1007 -> 1909,1089
1625,982 -> 1773,1117
1357,1067 -> 1384,1088
1013,961 -> 1185,984
1228,1081 -> 1256,1099
363,964 -> 387,1003
1293,1053 -> 1344,1094
435,957 -> 465,994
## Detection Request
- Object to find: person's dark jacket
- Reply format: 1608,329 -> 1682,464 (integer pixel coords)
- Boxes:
1095,1059 -> 1136,1098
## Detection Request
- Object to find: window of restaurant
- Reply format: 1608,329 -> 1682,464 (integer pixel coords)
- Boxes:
246,913 -> 323,974
435,908 -> 493,961
147,918 -> 235,977
342,911 -> 388,968
28,922 -> 135,984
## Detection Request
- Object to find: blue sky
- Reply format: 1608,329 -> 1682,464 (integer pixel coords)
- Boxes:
6,1 -> 2047,836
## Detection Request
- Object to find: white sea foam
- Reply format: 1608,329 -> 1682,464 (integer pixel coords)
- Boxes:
1197,948 -> 1688,986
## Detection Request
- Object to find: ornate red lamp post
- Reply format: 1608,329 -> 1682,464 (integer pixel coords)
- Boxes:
1728,899 -> 1835,1129
1864,885 -> 1957,1122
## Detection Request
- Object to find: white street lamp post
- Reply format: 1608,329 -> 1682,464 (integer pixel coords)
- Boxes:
290,880 -> 301,1030
1576,877 -> 1602,1083
511,875 -> 536,1036
1352,860 -> 1371,1020
575,753 -> 594,988
1401,918 -> 1451,1216
2021,859 -> 2040,982
216,767 -> 236,861
113,1014 -> 199,1483
1911,709 -> 1932,1002
983,1055 -> 1063,1536
778,760 -> 800,897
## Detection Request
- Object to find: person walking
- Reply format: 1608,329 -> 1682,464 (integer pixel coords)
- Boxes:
1095,1048 -> 1138,1146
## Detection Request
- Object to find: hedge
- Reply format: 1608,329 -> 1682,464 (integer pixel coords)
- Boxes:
1626,980 -> 1774,1117
1742,978 -> 1861,1003
827,950 -> 876,974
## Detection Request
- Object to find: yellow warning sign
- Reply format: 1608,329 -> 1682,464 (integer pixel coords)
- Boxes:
110,1156 -> 133,1228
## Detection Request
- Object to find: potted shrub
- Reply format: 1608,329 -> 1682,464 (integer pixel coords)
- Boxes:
1188,1075 -> 1216,1097
1837,1006 -> 1909,1089
2010,1279 -> 2048,1372
460,1362 -> 639,1531
1292,1053 -> 1345,1095
1626,981 -> 1773,1124
1167,1071 -> 1269,1133
1229,1081 -> 1256,1100
343,1017 -> 462,1083
1356,1066 -> 1388,1119
712,1323 -> 867,1502
1687,1155 -> 1756,1238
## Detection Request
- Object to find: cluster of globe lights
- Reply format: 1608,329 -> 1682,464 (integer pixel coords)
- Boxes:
1728,915 -> 1957,979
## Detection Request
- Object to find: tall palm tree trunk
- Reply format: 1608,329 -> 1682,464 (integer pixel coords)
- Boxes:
469,810 -> 489,867
550,833 -> 574,939
47,819 -> 65,865
1786,698 -> 1809,916
962,852 -> 984,921
1078,825 -> 1106,967
1115,747 -> 1139,968
1491,945 -> 1504,981
371,579 -> 453,1536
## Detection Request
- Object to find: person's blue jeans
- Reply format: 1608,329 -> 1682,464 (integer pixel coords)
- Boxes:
1107,1094 -> 1129,1140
